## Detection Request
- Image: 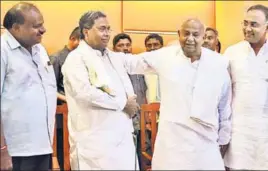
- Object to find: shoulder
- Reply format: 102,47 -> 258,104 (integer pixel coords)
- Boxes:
62,48 -> 83,68
202,48 -> 229,68
224,41 -> 248,56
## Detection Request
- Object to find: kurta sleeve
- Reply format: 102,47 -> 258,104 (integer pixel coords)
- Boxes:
217,69 -> 232,145
62,54 -> 126,111
121,48 -> 165,75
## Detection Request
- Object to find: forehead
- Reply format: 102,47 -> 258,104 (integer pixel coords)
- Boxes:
181,21 -> 204,33
22,9 -> 43,24
205,30 -> 217,37
93,17 -> 109,26
116,38 -> 131,45
245,10 -> 266,23
146,38 -> 160,44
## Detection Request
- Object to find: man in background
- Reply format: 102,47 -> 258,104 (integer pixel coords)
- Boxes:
113,33 -> 147,168
1,2 -> 57,170
144,34 -> 163,103
203,27 -> 221,53
50,26 -> 80,102
50,26 -> 81,170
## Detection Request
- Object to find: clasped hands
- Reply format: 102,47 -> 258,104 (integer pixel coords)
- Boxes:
123,95 -> 140,118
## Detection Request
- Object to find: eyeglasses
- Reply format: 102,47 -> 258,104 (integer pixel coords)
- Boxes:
83,26 -> 113,33
96,26 -> 113,33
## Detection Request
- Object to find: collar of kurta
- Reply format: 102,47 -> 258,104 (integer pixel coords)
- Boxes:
79,40 -> 109,57
4,30 -> 40,55
244,39 -> 268,55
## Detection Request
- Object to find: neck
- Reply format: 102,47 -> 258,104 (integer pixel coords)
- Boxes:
184,51 -> 201,63
66,43 -> 73,51
20,41 -> 32,54
249,37 -> 266,55
190,55 -> 201,63
85,40 -> 105,52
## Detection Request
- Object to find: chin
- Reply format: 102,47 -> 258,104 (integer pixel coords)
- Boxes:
245,38 -> 258,44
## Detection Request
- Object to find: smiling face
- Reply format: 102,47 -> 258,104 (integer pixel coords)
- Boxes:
243,9 -> 267,44
203,30 -> 218,51
12,9 -> 46,48
179,19 -> 204,57
83,17 -> 111,50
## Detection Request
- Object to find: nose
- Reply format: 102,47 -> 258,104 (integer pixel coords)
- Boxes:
123,46 -> 128,51
40,26 -> 46,34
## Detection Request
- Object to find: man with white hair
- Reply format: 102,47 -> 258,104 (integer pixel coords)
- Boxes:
123,18 -> 232,170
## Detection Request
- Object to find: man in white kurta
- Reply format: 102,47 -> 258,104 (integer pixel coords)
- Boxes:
123,18 -> 232,170
62,11 -> 139,170
224,5 -> 268,170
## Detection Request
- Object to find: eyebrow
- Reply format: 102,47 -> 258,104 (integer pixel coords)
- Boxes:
244,20 -> 258,24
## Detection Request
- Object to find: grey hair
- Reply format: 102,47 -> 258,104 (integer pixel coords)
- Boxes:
79,11 -> 106,39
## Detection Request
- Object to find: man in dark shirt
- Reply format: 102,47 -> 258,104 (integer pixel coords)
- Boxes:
50,26 -> 80,100
50,26 -> 80,170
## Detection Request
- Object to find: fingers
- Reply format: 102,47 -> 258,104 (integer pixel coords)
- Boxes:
128,95 -> 137,101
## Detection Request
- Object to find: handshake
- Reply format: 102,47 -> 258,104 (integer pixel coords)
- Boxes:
123,95 -> 140,118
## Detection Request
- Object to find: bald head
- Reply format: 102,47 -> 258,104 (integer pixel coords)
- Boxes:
3,2 -> 40,29
179,18 -> 205,60
180,18 -> 205,34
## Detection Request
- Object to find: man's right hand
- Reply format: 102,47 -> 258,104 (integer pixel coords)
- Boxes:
123,95 -> 140,118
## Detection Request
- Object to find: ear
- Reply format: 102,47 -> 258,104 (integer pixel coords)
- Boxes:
70,36 -> 76,41
12,23 -> 20,31
82,28 -> 89,39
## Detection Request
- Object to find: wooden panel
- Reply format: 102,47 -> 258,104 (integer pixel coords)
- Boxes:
123,1 -> 215,32
216,1 -> 268,52
22,1 -> 122,55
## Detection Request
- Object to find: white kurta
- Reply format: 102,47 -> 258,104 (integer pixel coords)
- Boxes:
123,46 -> 232,169
224,41 -> 268,170
62,41 -> 138,170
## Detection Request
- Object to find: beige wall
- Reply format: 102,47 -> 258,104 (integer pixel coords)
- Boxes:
1,1 -> 267,54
